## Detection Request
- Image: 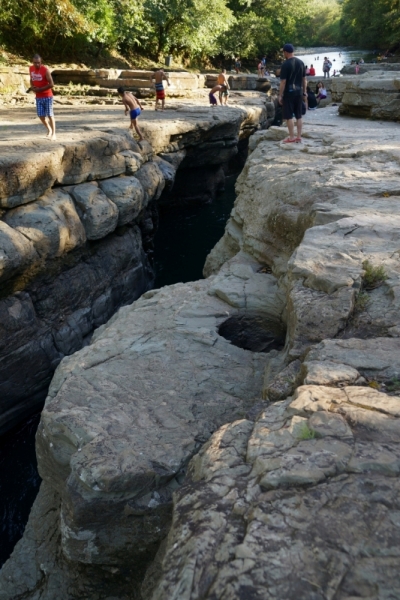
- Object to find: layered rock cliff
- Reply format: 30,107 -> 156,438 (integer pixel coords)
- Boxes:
3,107 -> 400,599
0,99 -> 268,433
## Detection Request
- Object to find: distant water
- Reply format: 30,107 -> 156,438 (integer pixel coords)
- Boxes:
294,47 -> 375,77
0,413 -> 41,567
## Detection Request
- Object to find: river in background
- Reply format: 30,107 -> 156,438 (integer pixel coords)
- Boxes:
293,47 -> 375,77
0,175 -> 238,568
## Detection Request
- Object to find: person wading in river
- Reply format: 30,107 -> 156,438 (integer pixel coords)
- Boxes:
278,43 -> 306,144
28,54 -> 56,140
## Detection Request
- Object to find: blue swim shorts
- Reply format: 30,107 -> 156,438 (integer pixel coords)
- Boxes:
36,97 -> 54,118
130,108 -> 141,119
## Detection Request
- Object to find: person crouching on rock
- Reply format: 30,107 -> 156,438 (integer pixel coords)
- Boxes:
117,87 -> 144,141
152,69 -> 170,111
28,53 -> 56,141
209,84 -> 225,107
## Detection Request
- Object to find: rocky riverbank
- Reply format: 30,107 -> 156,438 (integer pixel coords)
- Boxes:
2,106 -> 400,599
0,96 -> 269,434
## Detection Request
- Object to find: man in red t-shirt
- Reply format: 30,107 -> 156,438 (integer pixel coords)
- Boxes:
309,64 -> 316,77
29,54 -> 56,140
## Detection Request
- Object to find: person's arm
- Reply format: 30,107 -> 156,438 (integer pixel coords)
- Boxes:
163,73 -> 170,86
225,75 -> 230,89
302,76 -> 307,101
278,78 -> 285,105
34,68 -> 54,93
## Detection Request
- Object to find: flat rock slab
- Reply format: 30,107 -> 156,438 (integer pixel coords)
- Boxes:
0,97 -> 267,207
35,277 -> 270,567
147,384 -> 400,599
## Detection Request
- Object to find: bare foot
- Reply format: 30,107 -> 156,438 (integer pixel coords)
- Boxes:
51,134 -> 57,141
138,137 -> 144,142
128,125 -> 133,129
45,131 -> 51,138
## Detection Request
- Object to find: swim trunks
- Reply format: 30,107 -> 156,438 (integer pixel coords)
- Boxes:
130,108 -> 141,119
219,88 -> 229,97
155,82 -> 165,100
36,97 -> 54,117
209,92 -> 217,105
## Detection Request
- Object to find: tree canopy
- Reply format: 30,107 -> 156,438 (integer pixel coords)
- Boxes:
0,0 -> 398,64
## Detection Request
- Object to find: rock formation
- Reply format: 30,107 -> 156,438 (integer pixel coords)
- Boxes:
330,71 -> 400,120
0,100 -> 268,433
3,106 -> 400,599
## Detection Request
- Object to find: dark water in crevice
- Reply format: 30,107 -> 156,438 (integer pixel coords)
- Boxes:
0,413 -> 41,566
154,175 -> 237,288
0,174 -> 238,569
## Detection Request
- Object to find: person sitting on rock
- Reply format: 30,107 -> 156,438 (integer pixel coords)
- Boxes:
117,87 -> 144,140
306,85 -> 317,110
152,69 -> 170,111
315,81 -> 327,104
309,64 -> 316,76
209,84 -> 225,107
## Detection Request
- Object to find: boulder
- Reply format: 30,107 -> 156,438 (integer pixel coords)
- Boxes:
99,176 -> 145,226
330,72 -> 400,120
3,189 -> 86,261
0,221 -> 38,285
68,182 -> 118,240
146,385 -> 400,599
134,162 -> 165,203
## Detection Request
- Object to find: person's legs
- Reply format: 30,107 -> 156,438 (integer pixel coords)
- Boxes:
131,117 -> 144,140
287,118 -> 295,139
48,116 -> 56,139
39,116 -> 52,136
296,117 -> 303,139
282,96 -> 296,141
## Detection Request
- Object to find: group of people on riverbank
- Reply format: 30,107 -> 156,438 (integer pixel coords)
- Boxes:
28,46 -> 325,145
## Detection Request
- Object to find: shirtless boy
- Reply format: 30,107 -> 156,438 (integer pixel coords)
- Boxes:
152,69 -> 170,111
217,69 -> 230,105
209,84 -> 226,107
29,54 -> 56,140
117,87 -> 144,140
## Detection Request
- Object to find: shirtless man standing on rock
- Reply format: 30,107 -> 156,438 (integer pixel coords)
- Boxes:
152,69 -> 170,111
28,54 -> 56,140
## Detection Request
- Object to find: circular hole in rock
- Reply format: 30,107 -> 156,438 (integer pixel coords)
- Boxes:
218,314 -> 286,353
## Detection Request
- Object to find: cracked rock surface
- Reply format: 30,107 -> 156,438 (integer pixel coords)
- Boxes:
3,108 -> 400,599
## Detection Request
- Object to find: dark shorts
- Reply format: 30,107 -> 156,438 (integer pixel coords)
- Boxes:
36,97 -> 54,118
219,89 -> 229,97
130,108 -> 141,120
282,94 -> 303,120
209,92 -> 217,105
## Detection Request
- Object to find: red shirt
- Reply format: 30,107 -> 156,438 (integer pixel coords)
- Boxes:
29,65 -> 53,98
309,67 -> 316,76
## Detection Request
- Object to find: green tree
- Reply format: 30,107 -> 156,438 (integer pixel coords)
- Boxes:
142,0 -> 234,58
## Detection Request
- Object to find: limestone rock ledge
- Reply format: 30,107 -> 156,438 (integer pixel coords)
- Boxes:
0,263 -> 279,599
3,110 -> 400,598
0,101 -> 269,432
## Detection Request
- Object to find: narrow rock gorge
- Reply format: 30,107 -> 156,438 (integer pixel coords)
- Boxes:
2,101 -> 400,600
0,99 -> 268,434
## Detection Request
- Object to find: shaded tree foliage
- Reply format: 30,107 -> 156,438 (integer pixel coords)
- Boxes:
2,0 -> 394,63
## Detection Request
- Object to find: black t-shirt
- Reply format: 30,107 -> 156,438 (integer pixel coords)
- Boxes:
307,90 -> 317,108
280,57 -> 305,96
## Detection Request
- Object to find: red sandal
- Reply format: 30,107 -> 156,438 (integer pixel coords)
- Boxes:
282,137 -> 297,144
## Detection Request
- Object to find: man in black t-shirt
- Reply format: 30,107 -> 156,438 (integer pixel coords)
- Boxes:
278,43 -> 307,143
